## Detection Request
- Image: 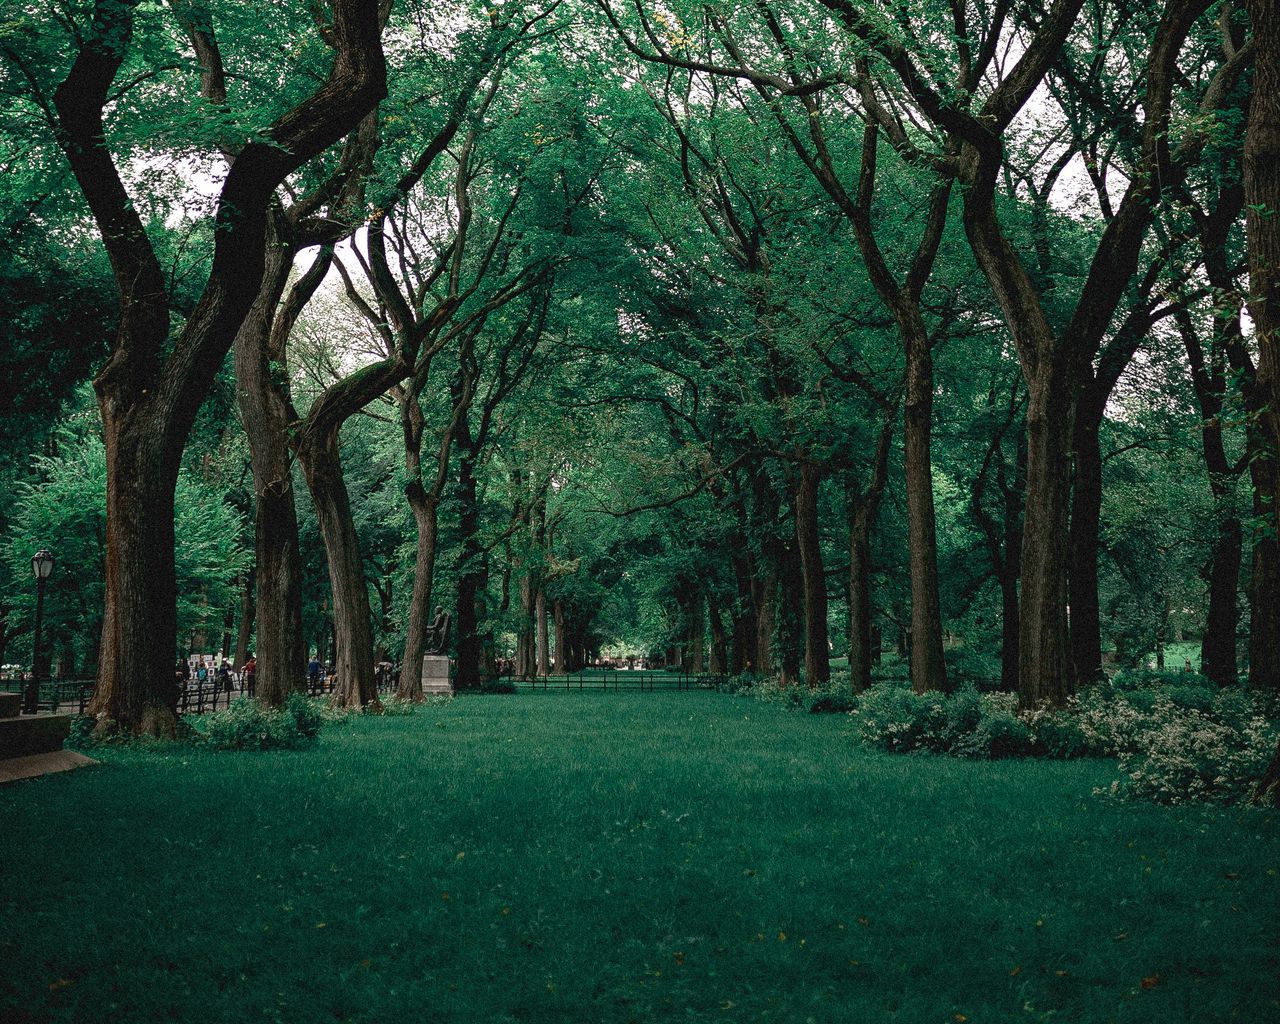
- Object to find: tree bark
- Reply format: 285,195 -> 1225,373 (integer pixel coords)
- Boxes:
1245,0 -> 1280,691
536,589 -> 550,676
298,433 -> 377,708
795,462 -> 830,686
902,329 -> 950,694
1068,407 -> 1104,686
754,570 -> 776,677
397,489 -> 438,701
1018,371 -> 1078,706
90,408 -> 182,734
848,409 -> 895,693
233,223 -> 307,707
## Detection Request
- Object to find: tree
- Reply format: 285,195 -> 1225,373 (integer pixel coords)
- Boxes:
3,0 -> 385,732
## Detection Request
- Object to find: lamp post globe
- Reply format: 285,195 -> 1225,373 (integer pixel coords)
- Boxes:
23,548 -> 55,715
32,549 -> 54,580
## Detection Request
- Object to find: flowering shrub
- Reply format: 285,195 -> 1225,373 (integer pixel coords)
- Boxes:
850,682 -> 1278,799
1104,697 -> 1277,804
853,686 -> 949,752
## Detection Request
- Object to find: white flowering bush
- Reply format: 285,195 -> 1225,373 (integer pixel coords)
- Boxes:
851,682 -> 1277,799
1104,697 -> 1278,805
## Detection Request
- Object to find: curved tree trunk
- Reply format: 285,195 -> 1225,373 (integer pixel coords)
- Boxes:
48,0 -> 385,735
299,433 -> 377,708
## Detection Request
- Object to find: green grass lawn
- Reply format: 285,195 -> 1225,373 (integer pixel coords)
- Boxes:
2,693 -> 1277,1023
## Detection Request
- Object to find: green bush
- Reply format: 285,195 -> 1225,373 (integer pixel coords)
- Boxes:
853,686 -> 949,753
286,692 -> 324,737
1103,697 -> 1278,805
191,697 -> 318,751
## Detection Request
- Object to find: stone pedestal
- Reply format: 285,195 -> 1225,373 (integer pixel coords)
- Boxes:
420,655 -> 452,695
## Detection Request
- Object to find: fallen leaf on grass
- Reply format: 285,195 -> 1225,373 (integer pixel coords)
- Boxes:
48,979 -> 73,992
1009,966 -> 1022,977
1141,975 -> 1160,990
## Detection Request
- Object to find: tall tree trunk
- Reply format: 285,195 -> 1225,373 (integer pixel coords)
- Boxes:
234,227 -> 307,707
848,507 -> 875,694
1248,459 -> 1280,688
1018,372 -> 1077,707
902,331 -> 950,694
1246,0 -> 1280,795
454,423 -> 485,690
795,462 -> 830,686
1245,78 -> 1280,688
1068,407 -> 1104,686
88,404 -> 181,735
397,491 -> 438,700
536,589 -> 550,676
517,573 -> 535,679
848,411 -> 894,693
298,433 -> 376,708
777,535 -> 805,687
754,571 -> 776,676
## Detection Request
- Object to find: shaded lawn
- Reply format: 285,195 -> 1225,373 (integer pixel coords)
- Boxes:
2,692 -> 1277,1023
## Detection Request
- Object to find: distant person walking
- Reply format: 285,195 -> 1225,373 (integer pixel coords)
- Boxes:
244,655 -> 257,698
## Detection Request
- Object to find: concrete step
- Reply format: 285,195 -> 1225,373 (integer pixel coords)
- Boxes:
0,713 -> 71,760
0,692 -> 21,719
0,749 -> 97,785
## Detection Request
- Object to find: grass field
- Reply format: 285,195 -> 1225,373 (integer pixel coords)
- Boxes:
2,692 -> 1277,1023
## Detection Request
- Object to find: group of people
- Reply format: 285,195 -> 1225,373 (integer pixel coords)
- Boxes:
175,653 -> 243,693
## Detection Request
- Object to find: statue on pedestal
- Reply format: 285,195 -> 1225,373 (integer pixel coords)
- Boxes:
424,605 -> 451,655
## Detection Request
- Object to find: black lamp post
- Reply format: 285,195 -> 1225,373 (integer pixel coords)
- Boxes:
23,548 -> 54,715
